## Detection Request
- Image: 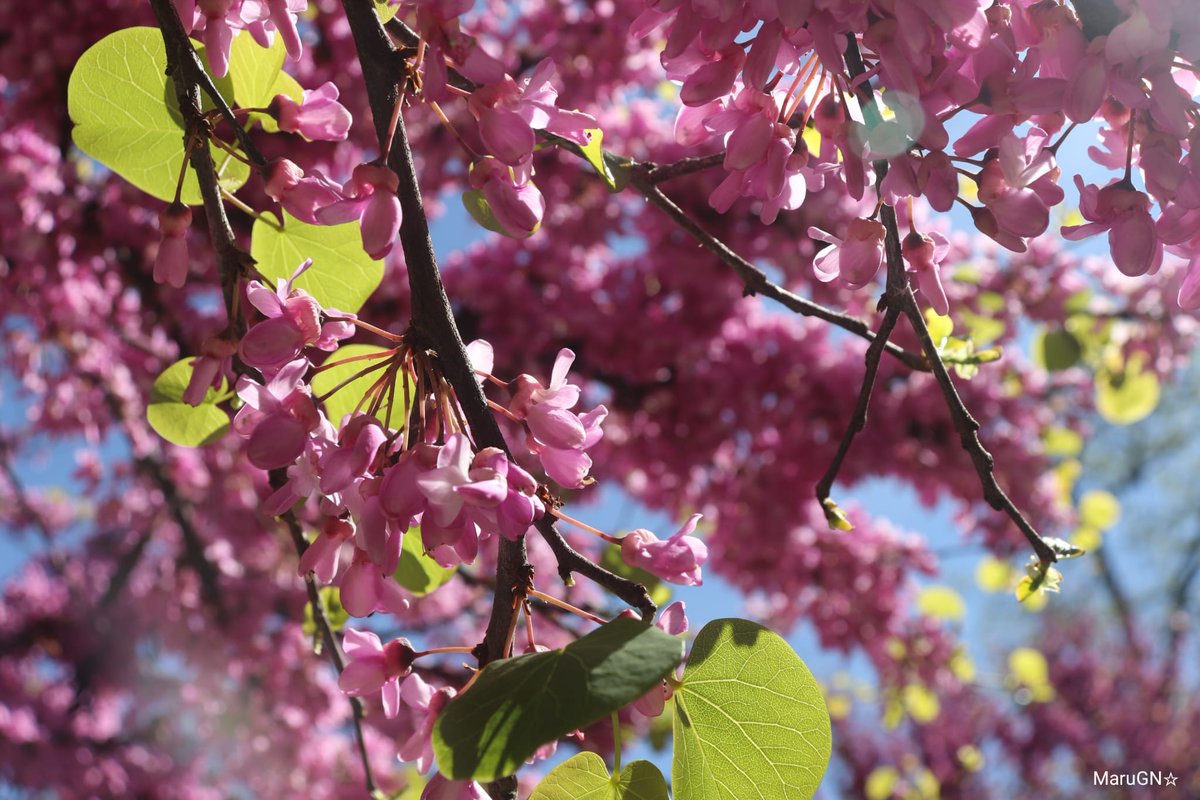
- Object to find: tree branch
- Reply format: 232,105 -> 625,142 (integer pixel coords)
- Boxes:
149,0 -> 257,328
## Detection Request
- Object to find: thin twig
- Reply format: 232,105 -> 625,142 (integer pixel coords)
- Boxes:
533,517 -> 657,621
840,36 -> 1056,563
149,0 -> 267,168
282,510 -> 379,795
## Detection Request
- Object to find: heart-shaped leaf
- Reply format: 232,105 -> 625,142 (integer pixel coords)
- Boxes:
68,27 -> 250,204
146,359 -> 230,447
395,528 -> 456,596
673,618 -> 831,800
251,213 -> 384,314
529,752 -> 669,800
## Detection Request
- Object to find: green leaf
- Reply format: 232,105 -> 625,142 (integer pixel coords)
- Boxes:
1078,490 -> 1120,531
394,528 -> 455,596
579,128 -> 618,190
673,619 -> 831,800
916,585 -> 965,622
309,345 -> 406,427
228,31 -> 286,110
1042,426 -> 1083,458
528,753 -> 669,800
1095,364 -> 1160,425
146,358 -> 230,447
1033,328 -> 1082,372
251,212 -> 384,314
375,0 -> 401,22
821,498 -> 854,531
924,308 -> 953,344
68,27 -> 250,204
600,545 -> 671,608
433,617 -> 684,781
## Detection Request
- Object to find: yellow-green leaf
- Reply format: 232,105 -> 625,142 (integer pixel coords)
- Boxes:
251,212 -> 384,313
1079,490 -> 1120,530
146,359 -> 230,447
68,27 -> 251,204
916,585 -> 965,622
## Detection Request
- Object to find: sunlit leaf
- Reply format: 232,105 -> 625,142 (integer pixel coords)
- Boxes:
394,528 -> 455,596
251,212 -> 384,314
68,27 -> 251,203
528,752 -> 669,800
146,359 -> 230,447
673,619 -> 831,800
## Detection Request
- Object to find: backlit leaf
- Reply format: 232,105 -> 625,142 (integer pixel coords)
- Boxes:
251,212 -> 384,314
146,359 -> 229,447
68,27 -> 250,204
673,619 -> 831,800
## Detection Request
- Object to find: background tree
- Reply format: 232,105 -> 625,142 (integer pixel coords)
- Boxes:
1,0 -> 1198,797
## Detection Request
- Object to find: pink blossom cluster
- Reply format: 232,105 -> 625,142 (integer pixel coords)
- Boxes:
633,0 -> 1200,310
176,0 -> 307,77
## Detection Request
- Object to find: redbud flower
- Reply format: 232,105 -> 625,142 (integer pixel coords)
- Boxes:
297,516 -> 354,584
272,82 -> 352,142
808,219 -> 887,288
902,230 -> 951,315
468,158 -> 545,238
398,674 -> 456,771
339,548 -> 411,617
467,59 -> 597,166
197,0 -> 235,77
632,601 -> 688,717
233,359 -> 322,470
338,628 -> 415,719
153,202 -> 192,288
183,333 -> 236,406
621,514 -> 707,586
315,163 -> 402,259
263,158 -> 344,224
1062,177 -> 1161,277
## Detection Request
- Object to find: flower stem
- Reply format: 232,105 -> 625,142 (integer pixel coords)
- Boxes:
548,508 -> 622,544
527,589 -> 607,625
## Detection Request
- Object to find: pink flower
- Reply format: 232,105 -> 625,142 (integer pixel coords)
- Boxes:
1062,177 -> 1161,277
233,359 -> 322,470
239,259 -> 354,376
153,203 -> 192,288
339,548 -> 411,617
808,219 -> 887,288
197,0 -> 236,77
632,601 -> 688,717
468,158 -> 544,238
528,405 -> 607,489
318,415 -> 387,495
297,517 -> 354,584
273,82 -> 352,142
337,628 -> 415,719
467,59 -> 597,166
264,159 -> 344,224
398,673 -> 456,771
183,333 -> 237,406
901,231 -> 951,315
621,514 -> 708,586
315,163 -> 402,259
